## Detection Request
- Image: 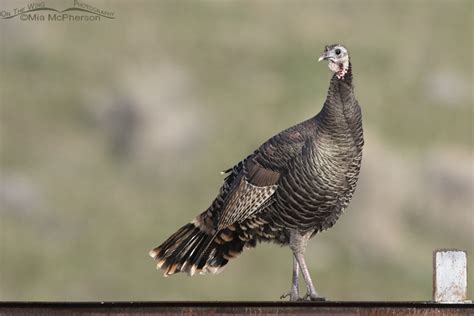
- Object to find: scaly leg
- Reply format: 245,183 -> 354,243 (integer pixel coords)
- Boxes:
280,255 -> 300,301
290,230 -> 326,301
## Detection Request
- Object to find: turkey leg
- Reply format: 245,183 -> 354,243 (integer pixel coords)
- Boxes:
290,230 -> 326,301
280,255 -> 300,301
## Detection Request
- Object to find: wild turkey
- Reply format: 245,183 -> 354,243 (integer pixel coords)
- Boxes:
149,44 -> 364,301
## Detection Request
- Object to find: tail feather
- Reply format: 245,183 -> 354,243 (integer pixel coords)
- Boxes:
149,221 -> 249,276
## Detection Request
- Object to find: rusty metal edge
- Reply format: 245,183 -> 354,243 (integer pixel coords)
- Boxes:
0,301 -> 473,309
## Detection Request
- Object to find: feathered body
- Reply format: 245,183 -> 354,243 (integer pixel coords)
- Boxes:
150,45 -> 364,286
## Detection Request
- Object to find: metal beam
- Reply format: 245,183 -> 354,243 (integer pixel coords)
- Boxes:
1,301 -> 473,316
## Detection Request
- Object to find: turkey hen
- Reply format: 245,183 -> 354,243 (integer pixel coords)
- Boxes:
149,44 -> 364,301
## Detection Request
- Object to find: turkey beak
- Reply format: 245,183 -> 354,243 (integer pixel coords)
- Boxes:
318,52 -> 329,62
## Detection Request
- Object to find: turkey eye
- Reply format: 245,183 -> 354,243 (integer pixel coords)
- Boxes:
335,48 -> 341,55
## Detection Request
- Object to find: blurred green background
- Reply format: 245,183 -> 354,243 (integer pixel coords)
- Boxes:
0,0 -> 472,301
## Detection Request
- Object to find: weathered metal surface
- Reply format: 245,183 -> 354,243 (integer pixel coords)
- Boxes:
433,249 -> 468,303
1,301 -> 473,316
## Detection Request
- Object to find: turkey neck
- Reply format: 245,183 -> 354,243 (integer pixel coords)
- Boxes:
316,62 -> 362,140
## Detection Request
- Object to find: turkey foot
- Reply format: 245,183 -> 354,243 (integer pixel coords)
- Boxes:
300,293 -> 326,301
280,290 -> 300,301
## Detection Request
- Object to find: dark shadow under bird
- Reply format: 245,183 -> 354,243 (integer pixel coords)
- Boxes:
149,44 -> 364,301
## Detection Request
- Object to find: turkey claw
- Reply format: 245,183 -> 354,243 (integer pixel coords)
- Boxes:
280,291 -> 300,301
301,293 -> 326,301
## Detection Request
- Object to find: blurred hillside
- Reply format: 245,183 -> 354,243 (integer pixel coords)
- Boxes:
0,0 -> 473,301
